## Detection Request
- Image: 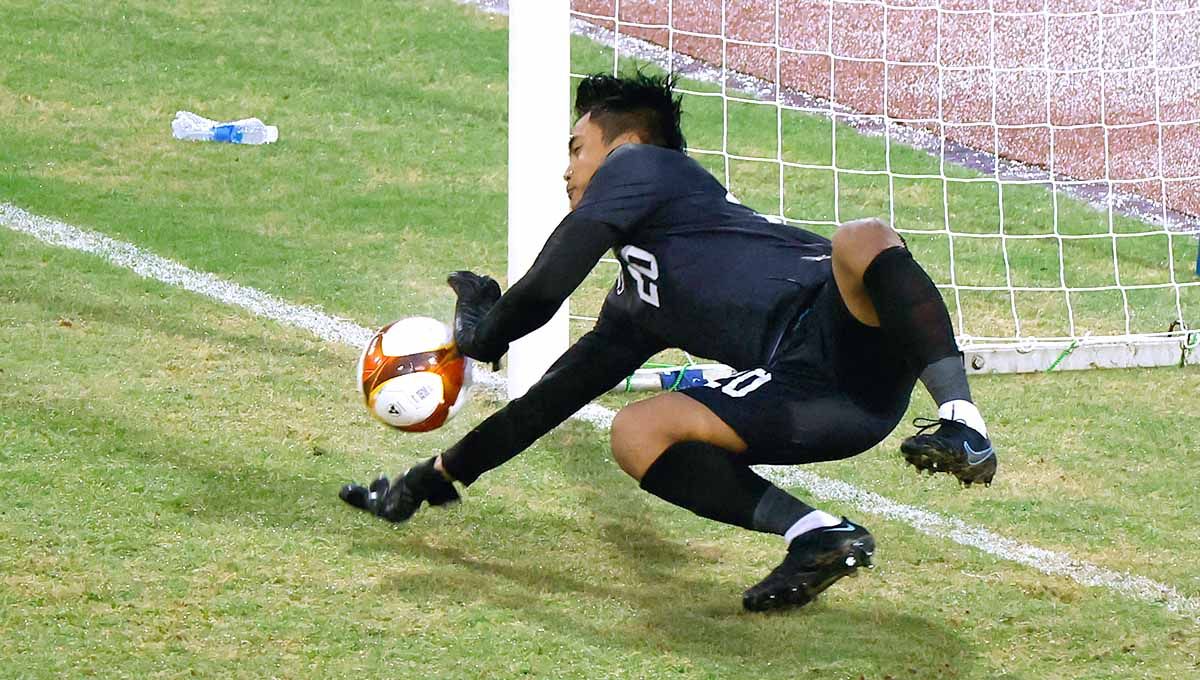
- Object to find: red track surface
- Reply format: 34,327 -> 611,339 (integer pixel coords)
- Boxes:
572,0 -> 1200,219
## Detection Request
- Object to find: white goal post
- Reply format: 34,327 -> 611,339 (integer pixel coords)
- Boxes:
505,0 -> 1200,394
506,0 -> 571,399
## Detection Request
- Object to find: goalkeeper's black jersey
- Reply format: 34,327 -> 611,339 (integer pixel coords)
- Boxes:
445,143 -> 839,485
582,144 -> 831,369
474,143 -> 833,370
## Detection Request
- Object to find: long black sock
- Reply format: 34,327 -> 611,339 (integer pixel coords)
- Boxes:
638,441 -> 814,534
919,355 -> 972,405
752,486 -> 817,536
862,246 -> 966,395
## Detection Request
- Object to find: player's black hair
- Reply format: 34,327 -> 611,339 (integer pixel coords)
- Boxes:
574,71 -> 686,151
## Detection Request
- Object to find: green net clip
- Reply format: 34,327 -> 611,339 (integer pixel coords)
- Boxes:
666,358 -> 696,392
624,359 -> 700,393
1045,339 -> 1080,373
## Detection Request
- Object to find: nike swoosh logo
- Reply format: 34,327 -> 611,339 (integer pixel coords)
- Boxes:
826,523 -> 859,532
964,441 -> 994,465
801,255 -> 832,262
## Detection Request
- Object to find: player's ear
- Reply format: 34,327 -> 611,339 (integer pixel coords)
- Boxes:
609,130 -> 645,150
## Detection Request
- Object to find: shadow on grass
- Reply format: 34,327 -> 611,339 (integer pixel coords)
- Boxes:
373,514 -> 975,677
5,357 -> 976,676
355,425 -> 978,677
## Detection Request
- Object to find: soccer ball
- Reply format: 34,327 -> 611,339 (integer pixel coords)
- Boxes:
357,316 -> 473,432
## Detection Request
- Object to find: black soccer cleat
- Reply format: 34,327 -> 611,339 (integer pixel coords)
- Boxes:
900,418 -> 997,487
742,518 -> 875,613
339,457 -> 460,523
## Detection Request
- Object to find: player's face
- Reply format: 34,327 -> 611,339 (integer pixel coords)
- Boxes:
564,113 -> 617,211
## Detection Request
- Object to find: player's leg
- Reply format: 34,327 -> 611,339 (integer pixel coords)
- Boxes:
829,217 -> 996,485
610,384 -> 876,612
611,392 -> 838,539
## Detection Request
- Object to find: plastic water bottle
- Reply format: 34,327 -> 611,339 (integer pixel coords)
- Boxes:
208,120 -> 277,144
172,111 -> 278,145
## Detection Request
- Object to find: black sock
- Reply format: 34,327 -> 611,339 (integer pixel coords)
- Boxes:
919,355 -> 973,405
862,246 -> 962,376
752,486 -> 816,536
638,441 -> 813,534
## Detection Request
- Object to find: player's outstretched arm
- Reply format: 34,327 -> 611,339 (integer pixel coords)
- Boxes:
450,212 -> 619,363
340,311 -> 663,523
339,456 -> 459,522
439,314 -> 662,486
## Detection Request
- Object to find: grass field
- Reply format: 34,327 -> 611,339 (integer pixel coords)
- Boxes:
3,1 -> 1200,678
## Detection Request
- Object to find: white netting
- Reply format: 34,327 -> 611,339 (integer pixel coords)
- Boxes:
567,0 -> 1200,366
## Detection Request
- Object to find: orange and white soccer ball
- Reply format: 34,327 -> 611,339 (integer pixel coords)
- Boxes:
357,316 -> 473,432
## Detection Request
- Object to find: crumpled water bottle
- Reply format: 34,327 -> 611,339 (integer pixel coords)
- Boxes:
172,110 -> 278,145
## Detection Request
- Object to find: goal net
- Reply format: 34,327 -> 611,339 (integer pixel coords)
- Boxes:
541,0 -> 1200,382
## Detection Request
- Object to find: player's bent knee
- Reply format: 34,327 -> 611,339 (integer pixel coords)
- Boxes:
832,218 -> 896,253
610,396 -> 695,479
610,404 -> 658,479
610,394 -> 748,480
832,218 -> 903,277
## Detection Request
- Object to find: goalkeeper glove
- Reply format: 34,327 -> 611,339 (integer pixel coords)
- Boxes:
339,457 -> 460,523
447,270 -> 506,364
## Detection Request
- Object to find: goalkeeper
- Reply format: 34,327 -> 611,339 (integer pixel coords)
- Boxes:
341,72 -> 997,612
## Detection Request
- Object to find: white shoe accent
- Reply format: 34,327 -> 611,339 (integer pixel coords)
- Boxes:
784,510 -> 842,544
938,399 -> 988,438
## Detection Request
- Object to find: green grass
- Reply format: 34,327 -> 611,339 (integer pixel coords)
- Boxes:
3,1 -> 1200,678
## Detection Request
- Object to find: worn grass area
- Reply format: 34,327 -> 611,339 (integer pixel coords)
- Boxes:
2,1 -> 1200,678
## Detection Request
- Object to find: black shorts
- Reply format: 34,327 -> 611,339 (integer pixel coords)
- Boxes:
682,280 -> 917,465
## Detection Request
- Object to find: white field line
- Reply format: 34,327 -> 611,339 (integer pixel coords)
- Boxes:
3,201 -> 1197,622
